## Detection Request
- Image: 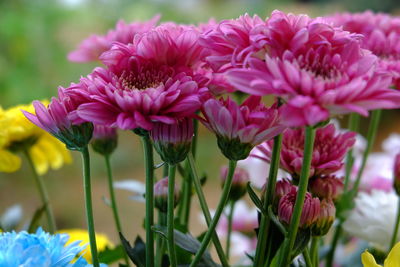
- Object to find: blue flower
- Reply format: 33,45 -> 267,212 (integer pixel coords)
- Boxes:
0,227 -> 90,267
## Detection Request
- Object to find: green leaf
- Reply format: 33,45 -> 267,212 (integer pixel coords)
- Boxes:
247,183 -> 264,213
27,205 -> 46,233
152,226 -> 219,267
98,244 -> 125,264
119,233 -> 145,267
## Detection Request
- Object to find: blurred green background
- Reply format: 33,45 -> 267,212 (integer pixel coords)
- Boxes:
1,0 -> 400,262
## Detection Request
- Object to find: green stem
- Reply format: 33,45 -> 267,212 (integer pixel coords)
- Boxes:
344,113 -> 360,191
253,134 -> 283,266
279,126 -> 316,267
326,224 -> 342,267
310,236 -> 319,267
23,148 -> 56,233
350,109 -> 381,198
155,211 -> 167,267
167,165 -> 177,267
177,159 -> 192,232
390,197 -> 400,250
187,153 -> 229,267
190,160 -> 237,267
226,201 -> 235,261
140,134 -> 155,267
104,154 -> 130,266
303,248 -> 313,267
81,147 -> 100,267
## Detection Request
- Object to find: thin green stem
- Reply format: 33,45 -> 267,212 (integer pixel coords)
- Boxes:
155,211 -> 167,267
310,236 -> 319,267
226,201 -> 235,261
177,159 -> 192,232
140,134 -> 155,267
253,134 -> 283,266
390,197 -> 400,250
81,147 -> 100,267
326,224 -> 342,267
167,165 -> 177,267
23,148 -> 56,233
303,248 -> 313,267
344,113 -> 360,191
187,153 -> 229,267
279,126 -> 316,267
190,160 -> 237,267
104,154 -> 130,266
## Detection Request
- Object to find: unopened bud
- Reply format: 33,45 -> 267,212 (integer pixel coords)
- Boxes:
91,125 -> 118,155
154,177 -> 180,213
394,153 -> 400,196
312,199 -> 336,236
309,175 -> 344,201
221,166 -> 249,201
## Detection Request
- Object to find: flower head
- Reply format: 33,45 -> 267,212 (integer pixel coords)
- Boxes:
309,175 -> 344,201
151,118 -> 193,165
73,24 -> 208,131
91,125 -> 118,156
273,178 -> 294,209
57,229 -> 112,264
0,228 -> 89,267
23,90 -> 93,151
311,199 -> 336,236
0,103 -> 71,174
68,15 -> 160,62
227,10 -> 400,127
154,177 -> 180,212
220,165 -> 250,201
256,123 -> 355,179
200,96 -> 286,160
278,187 -> 320,228
328,11 -> 400,89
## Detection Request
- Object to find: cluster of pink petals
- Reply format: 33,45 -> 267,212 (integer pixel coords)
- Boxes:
278,187 -> 320,228
227,10 -> 400,127
309,175 -> 344,201
92,125 -> 117,140
200,96 -> 286,146
69,24 -> 209,131
151,118 -> 193,145
68,15 -> 160,62
255,124 -> 356,178
327,11 -> 400,88
199,14 -> 266,94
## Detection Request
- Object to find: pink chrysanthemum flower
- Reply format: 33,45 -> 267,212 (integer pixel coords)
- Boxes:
71,24 -> 208,131
327,11 -> 400,88
200,96 -> 286,160
227,10 -> 400,127
199,14 -> 266,94
255,123 -> 356,179
68,15 -> 160,62
22,88 -> 93,151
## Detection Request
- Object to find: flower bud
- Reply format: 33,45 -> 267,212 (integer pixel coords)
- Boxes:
309,175 -> 344,201
220,166 -> 249,201
394,153 -> 400,196
311,199 -> 336,236
270,178 -> 293,211
154,177 -> 180,213
151,119 -> 193,165
278,188 -> 320,228
91,125 -> 118,156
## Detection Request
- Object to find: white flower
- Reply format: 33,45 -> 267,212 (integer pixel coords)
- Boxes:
342,190 -> 399,251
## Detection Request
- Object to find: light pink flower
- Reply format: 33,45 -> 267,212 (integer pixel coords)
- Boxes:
227,10 -> 400,127
255,123 -> 356,178
278,187 -> 320,228
200,96 -> 286,160
327,11 -> 400,88
68,15 -> 160,62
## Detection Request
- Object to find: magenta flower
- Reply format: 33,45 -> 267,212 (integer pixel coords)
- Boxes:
68,15 -> 160,62
227,10 -> 400,127
72,24 -> 208,131
394,153 -> 400,195
278,187 -> 320,228
255,123 -> 356,179
200,96 -> 286,160
328,11 -> 400,89
151,118 -> 193,165
309,175 -> 344,201
22,88 -> 93,151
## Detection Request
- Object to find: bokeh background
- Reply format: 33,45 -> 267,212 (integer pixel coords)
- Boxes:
1,0 -> 400,264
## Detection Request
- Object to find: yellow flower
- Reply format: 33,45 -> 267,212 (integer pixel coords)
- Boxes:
0,102 -> 71,174
362,242 -> 400,267
58,229 -> 113,263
